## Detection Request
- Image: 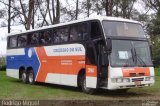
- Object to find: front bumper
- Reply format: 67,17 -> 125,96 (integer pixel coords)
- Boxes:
101,77 -> 155,90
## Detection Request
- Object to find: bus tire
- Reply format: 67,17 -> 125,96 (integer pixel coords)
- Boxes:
21,71 -> 28,83
81,74 -> 95,94
28,69 -> 35,84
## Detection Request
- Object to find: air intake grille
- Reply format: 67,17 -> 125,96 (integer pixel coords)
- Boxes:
132,78 -> 144,82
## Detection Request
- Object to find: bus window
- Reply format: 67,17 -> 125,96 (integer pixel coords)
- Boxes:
78,23 -> 88,40
18,35 -> 27,47
8,36 -> 17,48
40,30 -> 52,45
55,27 -> 69,43
91,22 -> 102,38
29,32 -> 39,45
70,25 -> 79,41
103,21 -> 145,38
70,23 -> 89,41
53,30 -> 59,43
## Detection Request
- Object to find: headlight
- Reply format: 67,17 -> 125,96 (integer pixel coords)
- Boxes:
145,77 -> 150,81
111,78 -> 130,83
117,78 -> 123,83
145,76 -> 155,81
123,78 -> 130,83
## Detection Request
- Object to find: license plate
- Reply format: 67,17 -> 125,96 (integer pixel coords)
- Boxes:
135,81 -> 141,85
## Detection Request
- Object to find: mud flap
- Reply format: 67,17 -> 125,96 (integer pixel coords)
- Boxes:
86,65 -> 97,88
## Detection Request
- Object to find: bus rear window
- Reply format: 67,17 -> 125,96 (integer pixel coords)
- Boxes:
103,21 -> 145,38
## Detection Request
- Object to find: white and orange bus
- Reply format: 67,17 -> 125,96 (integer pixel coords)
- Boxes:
7,16 -> 155,94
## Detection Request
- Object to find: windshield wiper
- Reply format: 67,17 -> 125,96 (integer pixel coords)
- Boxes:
133,48 -> 147,67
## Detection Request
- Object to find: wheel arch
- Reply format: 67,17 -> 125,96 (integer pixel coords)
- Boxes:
77,68 -> 85,87
19,66 -> 25,79
26,66 -> 33,73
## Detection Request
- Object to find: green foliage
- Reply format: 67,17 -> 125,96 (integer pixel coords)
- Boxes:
0,57 -> 6,71
0,70 -> 160,99
147,10 -> 160,62
0,65 -> 6,71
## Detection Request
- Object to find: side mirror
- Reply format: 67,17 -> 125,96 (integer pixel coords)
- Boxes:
106,38 -> 112,52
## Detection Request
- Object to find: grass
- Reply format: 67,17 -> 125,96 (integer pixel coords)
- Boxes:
0,68 -> 160,100
129,68 -> 160,93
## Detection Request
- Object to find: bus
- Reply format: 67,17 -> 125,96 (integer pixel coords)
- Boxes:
7,16 -> 155,94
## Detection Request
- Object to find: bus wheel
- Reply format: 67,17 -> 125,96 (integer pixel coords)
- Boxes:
22,71 -> 28,83
28,70 -> 35,84
81,74 -> 95,94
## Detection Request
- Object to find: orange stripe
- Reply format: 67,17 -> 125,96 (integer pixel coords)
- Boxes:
86,65 -> 97,77
122,67 -> 150,77
35,47 -> 86,82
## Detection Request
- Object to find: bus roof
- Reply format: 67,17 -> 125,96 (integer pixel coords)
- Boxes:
8,16 -> 140,36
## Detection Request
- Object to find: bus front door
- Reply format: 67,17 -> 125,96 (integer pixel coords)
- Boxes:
86,43 -> 98,88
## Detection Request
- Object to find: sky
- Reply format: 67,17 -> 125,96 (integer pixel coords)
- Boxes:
0,0 -> 155,56
0,24 -> 25,56
0,26 -> 7,56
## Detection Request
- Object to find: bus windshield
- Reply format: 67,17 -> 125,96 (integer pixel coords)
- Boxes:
103,21 -> 145,38
110,40 -> 153,67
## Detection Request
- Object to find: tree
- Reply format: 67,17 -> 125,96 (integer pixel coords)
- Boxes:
19,0 -> 35,30
48,0 -> 60,24
75,0 -> 78,19
8,0 -> 11,33
144,0 -> 160,61
104,0 -> 114,16
36,0 -> 49,27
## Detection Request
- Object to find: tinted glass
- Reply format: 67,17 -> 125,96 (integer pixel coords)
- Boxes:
54,27 -> 69,43
91,22 -> 102,38
29,32 -> 39,45
40,30 -> 52,45
78,23 -> 88,40
103,21 -> 145,38
70,25 -> 80,41
110,40 -> 134,67
110,40 -> 153,67
9,36 -> 17,48
18,35 -> 27,47
70,23 -> 89,41
133,41 -> 153,66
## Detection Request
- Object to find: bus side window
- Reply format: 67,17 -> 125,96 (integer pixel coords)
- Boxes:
29,32 -> 39,45
18,35 -> 27,47
91,22 -> 102,38
40,30 -> 52,45
53,30 -> 60,43
70,25 -> 79,41
8,36 -> 17,48
78,23 -> 89,40
56,27 -> 69,43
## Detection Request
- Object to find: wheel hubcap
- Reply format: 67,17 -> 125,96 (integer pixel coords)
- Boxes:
22,73 -> 26,82
29,73 -> 33,83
